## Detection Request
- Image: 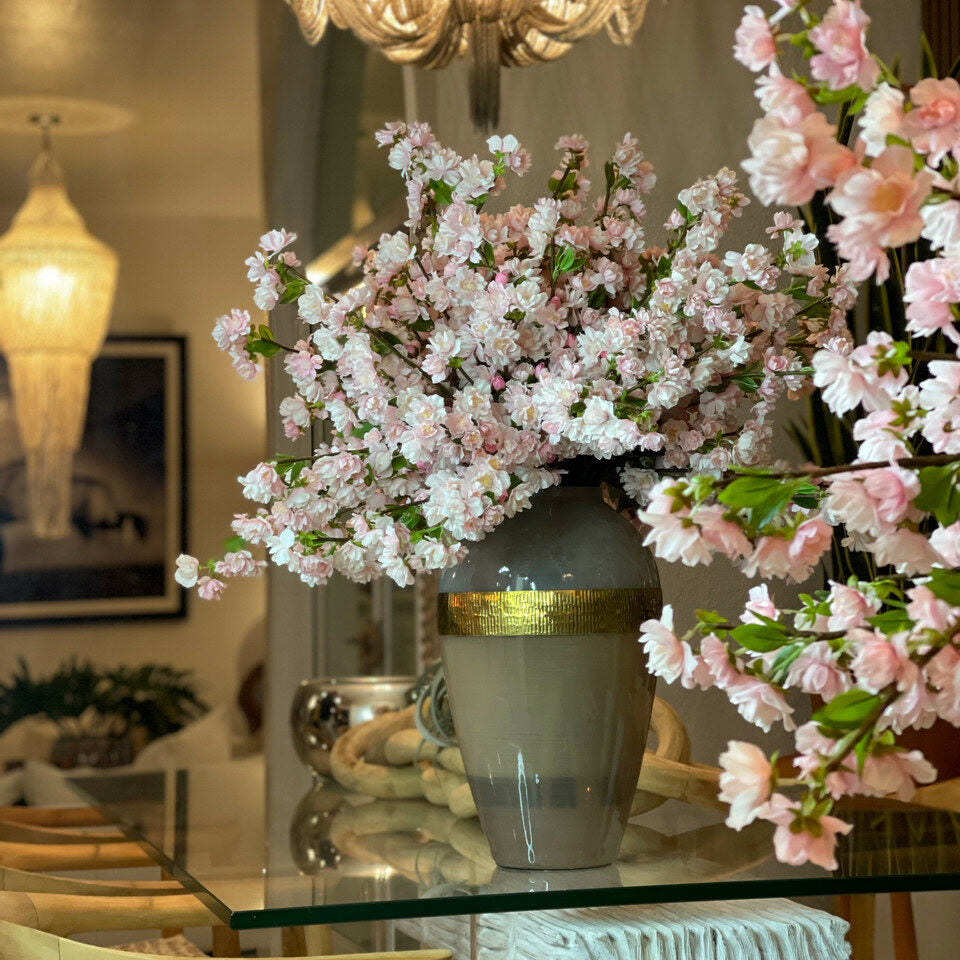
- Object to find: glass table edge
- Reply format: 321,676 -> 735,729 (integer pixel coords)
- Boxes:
227,871 -> 960,930
65,777 -> 236,927
65,775 -> 960,930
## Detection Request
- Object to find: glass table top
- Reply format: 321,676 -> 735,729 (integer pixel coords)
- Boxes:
68,756 -> 960,931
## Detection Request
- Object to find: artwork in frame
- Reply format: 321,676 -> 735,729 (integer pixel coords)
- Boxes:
0,336 -> 187,624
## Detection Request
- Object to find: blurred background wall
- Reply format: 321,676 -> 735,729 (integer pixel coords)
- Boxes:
0,0 -> 267,710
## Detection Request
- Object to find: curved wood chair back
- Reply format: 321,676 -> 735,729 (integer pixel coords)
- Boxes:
0,820 -> 126,846
0,919 -> 452,960
0,807 -> 105,828
0,839 -> 154,872
0,865 -> 182,897
0,889 -> 215,937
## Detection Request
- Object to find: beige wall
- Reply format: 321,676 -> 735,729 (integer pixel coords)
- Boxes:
0,0 -> 267,710
0,212 -> 267,710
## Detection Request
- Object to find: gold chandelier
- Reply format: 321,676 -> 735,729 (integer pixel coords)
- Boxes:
283,0 -> 653,128
0,116 -> 118,539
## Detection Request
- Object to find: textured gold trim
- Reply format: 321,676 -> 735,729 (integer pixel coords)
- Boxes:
438,588 -> 662,637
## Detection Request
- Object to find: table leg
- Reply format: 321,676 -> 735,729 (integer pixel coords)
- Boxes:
847,894 -> 876,960
281,925 -> 334,957
890,892 -> 919,960
211,925 -> 242,957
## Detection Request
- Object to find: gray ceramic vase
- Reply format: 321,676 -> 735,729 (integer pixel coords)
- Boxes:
439,486 -> 662,870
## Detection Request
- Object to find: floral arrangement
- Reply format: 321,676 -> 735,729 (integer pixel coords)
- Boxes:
176,124 -> 853,596
639,0 -> 960,870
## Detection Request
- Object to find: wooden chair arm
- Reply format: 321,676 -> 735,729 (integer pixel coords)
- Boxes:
0,865 -> 183,896
0,920 -> 452,959
0,890 -> 215,937
0,807 -> 105,828
0,820 -> 126,845
0,838 -> 154,871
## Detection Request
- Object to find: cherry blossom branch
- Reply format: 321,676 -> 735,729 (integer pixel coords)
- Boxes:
714,453 -> 960,487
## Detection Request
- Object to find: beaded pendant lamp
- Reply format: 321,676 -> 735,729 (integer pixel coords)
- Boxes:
283,0 -> 653,129
0,106 -> 121,539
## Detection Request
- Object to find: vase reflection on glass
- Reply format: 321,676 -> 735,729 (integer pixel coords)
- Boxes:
439,485 -> 662,870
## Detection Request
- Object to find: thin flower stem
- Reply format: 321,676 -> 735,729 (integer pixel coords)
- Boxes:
713,453 -> 960,487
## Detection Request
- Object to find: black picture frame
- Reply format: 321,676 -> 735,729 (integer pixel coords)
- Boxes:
0,335 -> 188,626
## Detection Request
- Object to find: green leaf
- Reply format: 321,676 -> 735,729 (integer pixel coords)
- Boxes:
928,569 -> 960,607
730,622 -> 790,653
696,609 -> 728,627
279,280 -> 306,304
553,245 -> 577,278
428,178 -> 453,205
768,643 -> 804,683
399,506 -> 421,530
854,731 -> 872,773
920,32 -> 939,79
246,339 -> 281,358
867,608 -> 913,635
222,534 -> 246,553
718,476 -> 799,529
812,83 -> 865,105
812,689 -> 883,731
351,422 -> 375,439
791,483 -> 821,510
914,464 -> 960,526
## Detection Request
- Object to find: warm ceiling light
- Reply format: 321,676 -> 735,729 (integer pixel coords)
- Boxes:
283,0 -> 653,129
0,115 -> 118,539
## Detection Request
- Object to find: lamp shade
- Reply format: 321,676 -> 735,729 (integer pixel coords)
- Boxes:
0,149 -> 118,539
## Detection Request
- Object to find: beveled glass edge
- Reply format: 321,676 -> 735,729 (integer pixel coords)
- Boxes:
65,776 -> 234,927
230,872 -> 960,931
67,773 -> 960,931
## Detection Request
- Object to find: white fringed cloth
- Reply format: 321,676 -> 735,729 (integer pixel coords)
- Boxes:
398,899 -> 850,960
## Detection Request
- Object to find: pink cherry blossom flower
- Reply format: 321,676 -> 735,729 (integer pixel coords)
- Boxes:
849,629 -> 915,693
755,68 -> 817,124
905,584 -> 953,633
259,228 -> 297,254
860,750 -> 937,801
727,677 -> 796,732
640,605 -> 700,686
696,505 -> 753,560
733,6 -> 777,72
904,258 -> 960,345
743,113 -> 855,206
701,634 -> 743,689
196,576 -> 225,600
870,528 -> 946,575
174,554 -> 200,589
763,792 -> 852,871
808,0 -> 879,92
930,521 -> 960,567
861,464 -> 920,526
921,200 -> 960,256
902,78 -> 960,163
786,640 -> 851,698
827,147 -> 933,282
827,583 -> 877,630
786,517 -> 833,580
719,741 -> 773,829
927,646 -> 960,724
858,83 -> 905,157
852,409 -> 910,460
741,583 -> 779,624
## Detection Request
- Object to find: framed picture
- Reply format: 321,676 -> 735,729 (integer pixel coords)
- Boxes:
0,336 -> 187,625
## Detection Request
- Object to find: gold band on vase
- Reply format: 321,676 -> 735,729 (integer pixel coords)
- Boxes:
438,587 -> 663,637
